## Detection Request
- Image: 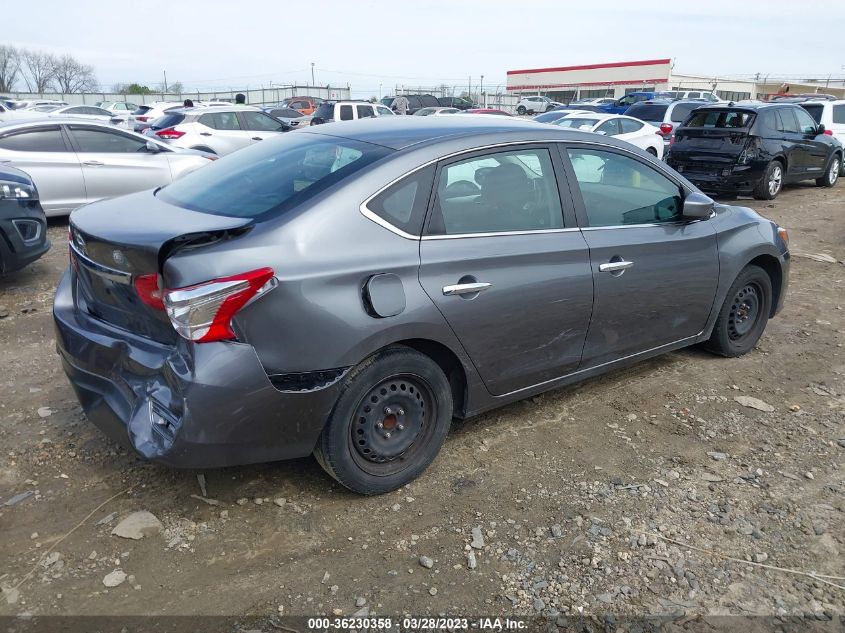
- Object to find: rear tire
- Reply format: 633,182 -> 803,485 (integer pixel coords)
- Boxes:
752,161 -> 783,200
702,265 -> 772,357
314,347 -> 452,495
815,155 -> 840,187
516,106 -> 526,115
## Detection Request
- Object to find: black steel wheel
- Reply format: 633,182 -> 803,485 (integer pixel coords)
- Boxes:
703,264 -> 772,357
314,347 -> 452,494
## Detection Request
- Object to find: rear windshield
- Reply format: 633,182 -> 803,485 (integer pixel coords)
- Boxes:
150,113 -> 185,130
313,103 -> 335,119
800,104 -> 823,123
554,117 -> 599,130
625,103 -> 668,122
132,106 -> 152,115
157,134 -> 391,219
685,110 -> 753,128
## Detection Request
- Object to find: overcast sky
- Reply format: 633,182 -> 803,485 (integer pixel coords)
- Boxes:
9,0 -> 845,96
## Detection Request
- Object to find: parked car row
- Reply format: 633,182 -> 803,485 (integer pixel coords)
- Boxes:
380,94 -> 474,114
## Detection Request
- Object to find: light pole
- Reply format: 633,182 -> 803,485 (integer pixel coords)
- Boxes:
480,75 -> 484,107
311,62 -> 315,86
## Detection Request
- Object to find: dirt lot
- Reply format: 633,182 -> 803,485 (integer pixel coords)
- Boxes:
0,182 -> 843,626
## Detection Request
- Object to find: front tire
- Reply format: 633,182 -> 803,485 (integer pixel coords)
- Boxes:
314,347 -> 453,495
752,161 -> 783,200
516,106 -> 526,115
703,265 -> 772,357
815,155 -> 840,187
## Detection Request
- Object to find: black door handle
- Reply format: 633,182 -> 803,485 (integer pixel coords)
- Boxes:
252,136 -> 263,141
200,132 -> 212,137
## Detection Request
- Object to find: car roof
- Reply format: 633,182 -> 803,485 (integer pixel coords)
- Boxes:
299,115 -> 613,151
802,99 -> 845,105
0,118 -> 143,132
179,105 -> 263,114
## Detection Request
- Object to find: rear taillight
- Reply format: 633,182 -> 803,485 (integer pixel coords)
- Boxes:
136,116 -> 149,122
659,123 -> 673,136
163,268 -> 275,343
155,128 -> 185,140
823,129 -> 833,136
134,274 -> 165,310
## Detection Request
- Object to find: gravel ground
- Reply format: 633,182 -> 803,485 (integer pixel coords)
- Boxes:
0,182 -> 843,625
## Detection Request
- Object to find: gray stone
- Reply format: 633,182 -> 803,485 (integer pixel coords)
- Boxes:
273,497 -> 286,507
103,570 -> 127,588
111,511 -> 163,540
533,598 -> 545,612
470,526 -> 485,549
3,491 -> 34,507
466,551 -> 477,570
753,553 -> 769,563
429,587 -> 437,596
419,555 -> 434,569
355,597 -> 366,607
707,451 -> 728,461
95,512 -> 117,526
353,607 -> 370,617
551,525 -> 563,538
733,396 -> 774,412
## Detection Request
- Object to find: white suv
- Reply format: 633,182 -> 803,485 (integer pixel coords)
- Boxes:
310,101 -> 394,125
801,100 -> 845,175
515,96 -> 563,115
143,106 -> 287,156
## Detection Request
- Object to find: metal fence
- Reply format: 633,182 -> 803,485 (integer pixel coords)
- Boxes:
4,85 -> 351,107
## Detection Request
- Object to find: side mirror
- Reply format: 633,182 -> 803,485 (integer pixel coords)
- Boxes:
682,192 -> 714,219
817,123 -> 826,135
145,140 -> 161,153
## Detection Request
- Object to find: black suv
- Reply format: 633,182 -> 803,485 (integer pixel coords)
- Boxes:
437,96 -> 473,110
667,103 -> 842,199
0,165 -> 50,274
380,94 -> 439,114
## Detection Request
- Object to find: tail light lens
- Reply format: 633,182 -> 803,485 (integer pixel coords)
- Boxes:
155,128 -> 185,140
823,129 -> 833,136
134,274 -> 165,310
659,123 -> 673,136
163,268 -> 275,343
136,116 -> 149,122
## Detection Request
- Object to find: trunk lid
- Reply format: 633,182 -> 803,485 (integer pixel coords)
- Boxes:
669,109 -> 756,165
69,189 -> 252,342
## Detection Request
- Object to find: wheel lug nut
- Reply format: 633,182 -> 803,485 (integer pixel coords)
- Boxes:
397,408 -> 405,416
384,432 -> 391,439
384,406 -> 393,415
376,422 -> 383,429
397,424 -> 404,431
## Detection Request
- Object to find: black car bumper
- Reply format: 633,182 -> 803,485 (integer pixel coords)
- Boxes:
53,268 -> 345,468
670,163 -> 766,195
0,201 -> 50,274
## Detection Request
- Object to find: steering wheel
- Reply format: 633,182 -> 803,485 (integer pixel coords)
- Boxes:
443,180 -> 480,197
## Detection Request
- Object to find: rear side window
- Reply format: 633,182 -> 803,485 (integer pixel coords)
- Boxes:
241,111 -> 285,131
834,105 -> 845,124
625,104 -> 668,122
685,110 -> 753,128
775,109 -> 800,133
366,166 -> 434,235
0,127 -> 68,152
670,103 -> 700,122
158,135 -> 391,219
339,105 -> 353,121
132,106 -> 152,115
313,103 -> 335,120
619,119 -> 643,133
198,112 -> 241,130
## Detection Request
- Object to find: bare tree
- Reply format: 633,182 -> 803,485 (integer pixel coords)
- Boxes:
21,49 -> 56,93
51,54 -> 98,93
169,81 -> 184,94
0,45 -> 21,93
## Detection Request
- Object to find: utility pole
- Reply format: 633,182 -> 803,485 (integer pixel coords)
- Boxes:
163,70 -> 168,94
468,76 -> 471,99
311,63 -> 315,86
480,75 -> 484,107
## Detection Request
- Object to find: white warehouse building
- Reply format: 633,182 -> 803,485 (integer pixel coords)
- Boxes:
505,58 -> 845,102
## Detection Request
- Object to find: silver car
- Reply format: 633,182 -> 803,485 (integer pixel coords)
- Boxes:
0,119 -> 216,216
142,106 -> 287,156
21,104 -> 120,123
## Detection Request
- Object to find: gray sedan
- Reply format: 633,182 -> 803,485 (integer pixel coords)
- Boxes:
54,117 -> 789,494
0,119 -> 216,216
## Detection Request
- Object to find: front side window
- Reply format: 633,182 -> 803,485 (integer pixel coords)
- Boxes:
0,127 -> 68,152
339,105 -> 354,121
595,119 -> 620,136
69,127 -> 147,153
241,111 -> 285,131
793,107 -> 819,134
376,106 -> 394,116
158,135 -> 390,219
428,148 -> 563,235
356,105 -> 375,118
567,148 -> 683,227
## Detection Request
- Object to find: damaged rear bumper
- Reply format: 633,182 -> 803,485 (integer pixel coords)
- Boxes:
53,268 -> 345,468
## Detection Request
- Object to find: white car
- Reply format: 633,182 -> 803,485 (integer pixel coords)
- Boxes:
21,104 -> 119,123
143,106 -> 287,156
570,97 -> 616,106
552,113 -> 664,158
128,101 -> 185,132
515,96 -> 563,115
801,100 -> 845,175
310,101 -> 395,125
413,107 -> 461,116
657,90 -> 720,102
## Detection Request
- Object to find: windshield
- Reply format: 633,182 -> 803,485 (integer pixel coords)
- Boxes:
379,98 -> 393,106
800,104 -> 823,123
554,117 -> 599,130
685,110 -> 753,128
534,111 -> 569,123
625,104 -> 668,122
157,134 -> 391,219
149,113 -> 186,130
